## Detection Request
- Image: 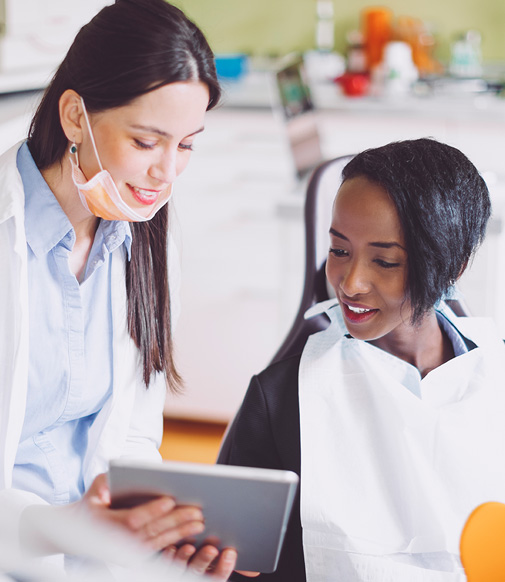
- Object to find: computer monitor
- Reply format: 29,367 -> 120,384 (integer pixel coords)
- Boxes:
275,56 -> 324,179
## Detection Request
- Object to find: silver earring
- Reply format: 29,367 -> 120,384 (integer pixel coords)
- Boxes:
70,143 -> 77,154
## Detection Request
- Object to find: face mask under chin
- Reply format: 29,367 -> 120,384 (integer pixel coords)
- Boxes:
68,97 -> 173,222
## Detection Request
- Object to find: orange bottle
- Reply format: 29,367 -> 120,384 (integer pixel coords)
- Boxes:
362,7 -> 393,71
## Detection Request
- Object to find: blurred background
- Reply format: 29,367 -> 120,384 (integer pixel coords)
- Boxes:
2,0 -> 505,461
172,0 -> 505,64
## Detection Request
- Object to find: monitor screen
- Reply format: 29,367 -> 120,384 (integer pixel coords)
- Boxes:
277,60 -> 314,119
275,57 -> 324,179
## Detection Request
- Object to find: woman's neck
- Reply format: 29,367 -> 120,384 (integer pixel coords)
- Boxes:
41,159 -> 99,280
369,310 -> 455,378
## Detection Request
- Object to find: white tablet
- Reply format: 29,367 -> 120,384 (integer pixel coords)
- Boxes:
108,459 -> 299,573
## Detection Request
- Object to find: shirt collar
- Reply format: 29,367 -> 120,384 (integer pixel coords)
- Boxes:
436,310 -> 474,355
307,298 -> 476,355
95,219 -> 132,261
18,142 -> 132,260
114,220 -> 132,260
19,142 -> 73,257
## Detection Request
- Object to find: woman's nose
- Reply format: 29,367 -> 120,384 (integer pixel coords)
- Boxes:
339,261 -> 371,297
149,150 -> 178,184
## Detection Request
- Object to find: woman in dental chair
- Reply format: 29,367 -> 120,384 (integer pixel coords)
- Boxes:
219,138 -> 505,582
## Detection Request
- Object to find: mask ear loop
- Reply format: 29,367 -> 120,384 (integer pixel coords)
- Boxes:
79,97 -> 104,172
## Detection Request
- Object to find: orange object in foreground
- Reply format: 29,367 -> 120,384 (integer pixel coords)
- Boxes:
460,502 -> 505,581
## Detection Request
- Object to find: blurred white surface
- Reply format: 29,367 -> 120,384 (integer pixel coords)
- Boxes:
0,1 -> 112,92
0,501 -> 204,582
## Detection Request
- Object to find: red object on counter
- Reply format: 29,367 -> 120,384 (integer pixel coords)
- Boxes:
334,72 -> 370,97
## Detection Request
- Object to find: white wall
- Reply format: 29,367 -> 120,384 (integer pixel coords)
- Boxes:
0,0 -> 111,92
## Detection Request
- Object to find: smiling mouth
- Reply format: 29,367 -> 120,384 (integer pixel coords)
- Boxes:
342,302 -> 379,323
348,305 -> 373,314
128,185 -> 161,206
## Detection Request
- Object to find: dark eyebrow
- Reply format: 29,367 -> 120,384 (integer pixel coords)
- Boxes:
129,124 -> 205,139
329,227 -> 406,250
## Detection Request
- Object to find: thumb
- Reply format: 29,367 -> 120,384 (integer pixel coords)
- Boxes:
88,472 -> 111,506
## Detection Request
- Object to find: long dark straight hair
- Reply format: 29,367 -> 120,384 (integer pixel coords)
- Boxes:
28,0 -> 221,390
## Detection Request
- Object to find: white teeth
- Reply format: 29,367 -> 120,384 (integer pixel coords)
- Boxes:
132,186 -> 157,198
348,305 -> 372,314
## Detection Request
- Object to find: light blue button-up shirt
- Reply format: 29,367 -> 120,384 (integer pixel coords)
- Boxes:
12,142 -> 132,505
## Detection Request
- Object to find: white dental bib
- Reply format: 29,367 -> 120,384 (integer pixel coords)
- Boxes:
299,299 -> 505,582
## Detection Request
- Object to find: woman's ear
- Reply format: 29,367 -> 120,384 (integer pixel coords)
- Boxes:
457,259 -> 469,281
59,89 -> 85,145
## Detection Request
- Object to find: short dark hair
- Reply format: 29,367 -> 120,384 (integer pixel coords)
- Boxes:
26,0 -> 221,390
341,138 -> 491,323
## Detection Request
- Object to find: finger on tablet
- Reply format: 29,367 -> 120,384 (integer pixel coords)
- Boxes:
121,496 -> 177,532
188,544 -> 220,574
173,543 -> 197,564
209,547 -> 238,580
151,519 -> 205,552
141,505 -> 204,544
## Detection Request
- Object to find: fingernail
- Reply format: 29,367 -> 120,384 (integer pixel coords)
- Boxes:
182,546 -> 196,559
192,509 -> 204,521
160,498 -> 175,512
223,548 -> 237,563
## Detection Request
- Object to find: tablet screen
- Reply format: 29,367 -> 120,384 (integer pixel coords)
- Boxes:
108,459 -> 299,573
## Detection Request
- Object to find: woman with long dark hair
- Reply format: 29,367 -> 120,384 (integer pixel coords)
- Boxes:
0,0 -> 236,576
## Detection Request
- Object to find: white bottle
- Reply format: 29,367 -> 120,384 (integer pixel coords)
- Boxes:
371,41 -> 418,97
315,0 -> 335,52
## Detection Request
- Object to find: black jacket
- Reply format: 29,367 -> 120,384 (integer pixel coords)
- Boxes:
218,353 -> 305,582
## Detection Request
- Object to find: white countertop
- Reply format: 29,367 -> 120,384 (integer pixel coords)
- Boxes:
219,69 -> 505,121
3,72 -> 505,141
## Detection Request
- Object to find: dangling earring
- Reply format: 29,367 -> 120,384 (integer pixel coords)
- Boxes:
70,143 -> 77,154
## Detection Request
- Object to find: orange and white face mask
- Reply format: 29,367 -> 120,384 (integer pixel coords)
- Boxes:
69,98 -> 172,222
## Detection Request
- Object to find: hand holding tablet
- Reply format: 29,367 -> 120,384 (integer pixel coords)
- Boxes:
108,459 -> 299,573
